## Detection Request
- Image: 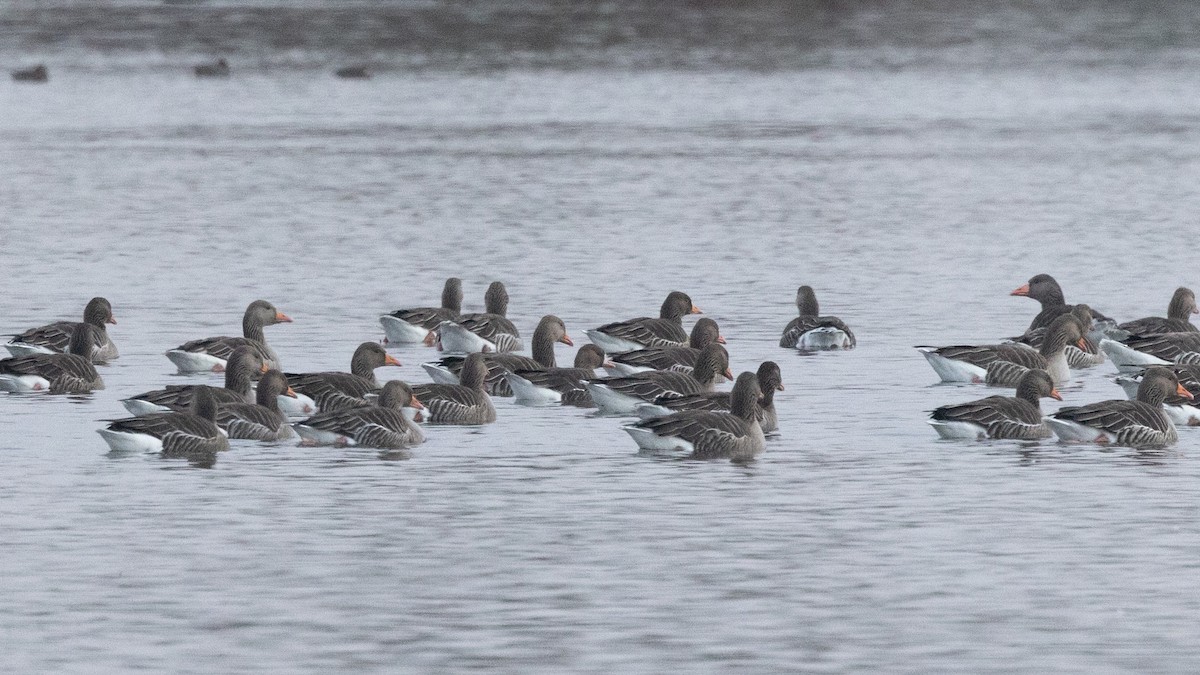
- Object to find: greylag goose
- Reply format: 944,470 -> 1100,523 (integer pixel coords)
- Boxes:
380,277 -> 463,344
98,385 -> 229,455
584,343 -> 732,415
918,313 -> 1085,385
166,300 -> 292,373
294,380 -> 426,448
635,361 -> 783,433
607,318 -> 725,376
122,346 -> 267,416
1100,332 -> 1200,373
779,286 -> 856,350
1115,287 -> 1198,337
623,371 -> 765,461
1011,273 -> 1114,331
1114,365 -> 1200,427
194,58 -> 230,77
505,344 -> 611,407
0,323 -> 104,394
429,281 -> 523,354
1008,304 -> 1105,368
422,315 -> 573,396
411,352 -> 496,424
585,291 -> 701,354
12,65 -> 48,82
1047,366 -> 1190,447
928,369 -> 1061,440
215,370 -> 297,441
284,342 -> 402,412
6,296 -> 118,362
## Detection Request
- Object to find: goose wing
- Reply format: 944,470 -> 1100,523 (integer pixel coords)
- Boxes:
614,345 -> 698,371
389,307 -> 455,330
594,317 -> 687,347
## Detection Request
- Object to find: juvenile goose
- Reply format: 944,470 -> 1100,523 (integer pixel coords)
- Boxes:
1116,287 -> 1199,337
505,344 -> 612,407
1047,367 -> 1190,447
1100,331 -> 1200,373
380,277 -> 463,344
294,380 -> 426,448
429,281 -> 523,353
166,300 -> 292,373
607,318 -> 725,376
584,343 -> 732,415
0,323 -> 105,394
623,371 -> 765,461
918,313 -> 1085,385
1009,304 -> 1105,368
98,385 -> 229,455
636,361 -> 784,433
284,342 -> 402,411
215,370 -> 297,441
411,352 -> 496,425
927,369 -> 1061,440
779,286 -> 856,350
123,346 -> 267,416
422,315 -> 573,396
6,297 -> 119,362
585,291 -> 701,354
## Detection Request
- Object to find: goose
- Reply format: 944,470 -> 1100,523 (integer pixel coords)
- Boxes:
0,323 -> 104,394
584,343 -> 732,415
294,380 -> 426,448
1008,304 -> 1105,369
380,277 -> 463,344
635,361 -> 783,433
6,296 -> 118,362
927,369 -> 1061,440
421,315 -> 573,396
505,344 -> 612,407
194,58 -> 230,77
1099,332 -> 1200,373
284,342 -> 402,412
98,385 -> 230,455
123,346 -> 267,416
12,65 -> 48,82
1046,366 -> 1190,447
1114,365 -> 1200,427
166,300 -> 292,373
918,314 -> 1085,386
428,281 -> 523,353
411,352 -> 496,424
1115,287 -> 1199,337
623,371 -> 765,461
1010,273 -> 1114,331
606,318 -> 725,377
585,291 -> 701,354
215,370 -> 297,441
335,66 -> 370,79
779,286 -> 856,350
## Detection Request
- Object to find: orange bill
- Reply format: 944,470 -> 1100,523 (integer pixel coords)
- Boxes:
1049,388 -> 1063,401
690,305 -> 703,314
260,362 -> 271,373
107,316 -> 118,325
409,395 -> 426,410
1177,383 -> 1194,400
284,386 -> 298,399
717,335 -> 727,344
776,382 -> 785,391
385,354 -> 403,367
276,311 -> 293,323
1076,338 -> 1089,350
1010,284 -> 1030,297
560,334 -> 574,347
723,367 -> 734,379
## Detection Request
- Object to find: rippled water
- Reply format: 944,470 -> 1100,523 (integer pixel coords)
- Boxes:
5,2 -> 1200,672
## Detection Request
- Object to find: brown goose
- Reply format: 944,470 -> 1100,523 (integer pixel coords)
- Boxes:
0,323 -> 104,394
585,291 -> 701,354
505,344 -> 612,407
6,297 -> 118,362
584,343 -> 732,415
1009,304 -> 1104,369
928,369 -> 1061,440
623,371 -> 765,461
422,315 -> 573,396
429,281 -> 523,353
295,380 -> 426,448
608,318 -> 725,376
123,346 -> 267,416
284,342 -> 402,411
1116,287 -> 1199,336
166,300 -> 292,373
1047,367 -> 1190,447
918,313 -> 1085,385
380,277 -> 463,344
98,385 -> 230,456
215,370 -> 297,441
636,361 -> 783,433
779,286 -> 856,350
411,352 -> 496,425
1100,331 -> 1200,372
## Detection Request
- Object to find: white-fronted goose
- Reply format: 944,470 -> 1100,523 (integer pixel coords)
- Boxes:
585,291 -> 701,354
0,323 -> 104,394
636,361 -> 783,433
422,315 -> 573,396
1115,287 -> 1199,337
1008,304 -> 1105,368
429,281 -> 523,354
1100,331 -> 1200,373
607,318 -> 725,377
779,286 -> 856,350
623,371 -> 765,461
1114,365 -> 1200,427
215,370 -> 297,441
6,297 -> 118,362
379,277 -> 463,344
284,342 -> 402,412
928,369 -> 1061,440
98,385 -> 230,455
1047,367 -> 1190,447
411,352 -> 496,425
123,346 -> 267,416
918,314 -> 1085,385
194,58 -> 230,77
12,64 -> 48,82
166,300 -> 292,373
584,343 -> 732,415
295,380 -> 426,448
505,344 -> 611,407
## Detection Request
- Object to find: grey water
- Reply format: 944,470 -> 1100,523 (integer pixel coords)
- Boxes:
4,1 -> 1200,671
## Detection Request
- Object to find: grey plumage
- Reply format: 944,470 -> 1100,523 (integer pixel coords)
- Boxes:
649,361 -> 783,433
216,370 -> 295,441
626,371 -> 766,460
285,342 -> 401,411
387,277 -> 463,330
0,323 -> 105,393
411,353 -> 496,424
779,286 -> 856,349
8,296 -> 118,362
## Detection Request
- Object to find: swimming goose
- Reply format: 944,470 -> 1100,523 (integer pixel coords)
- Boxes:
779,286 -> 856,350
1100,332 -> 1200,373
607,318 -> 725,376
585,291 -> 701,354
918,313 -> 1085,385
379,277 -> 463,344
0,323 -> 105,394
284,342 -> 402,412
927,369 -> 1061,440
294,380 -> 426,448
194,58 -> 230,77
1010,273 -> 1114,331
411,352 -> 496,425
1114,365 -> 1200,427
12,64 -> 48,82
1115,287 -> 1199,337
429,281 -> 523,353
623,371 -> 765,461
1046,366 -> 1190,447
635,361 -> 783,433
166,300 -> 292,373
422,315 -> 573,395
123,346 -> 267,416
505,344 -> 611,407
1008,304 -> 1105,368
215,370 -> 297,441
99,385 -> 229,455
335,66 -> 370,79
584,343 -> 732,415
6,296 -> 118,362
